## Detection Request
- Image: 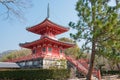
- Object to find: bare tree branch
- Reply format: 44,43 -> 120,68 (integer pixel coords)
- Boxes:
0,0 -> 32,21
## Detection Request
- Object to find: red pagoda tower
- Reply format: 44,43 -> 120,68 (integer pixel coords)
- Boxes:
13,18 -> 74,68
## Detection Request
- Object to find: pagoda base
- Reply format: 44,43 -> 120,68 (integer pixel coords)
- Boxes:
17,56 -> 67,69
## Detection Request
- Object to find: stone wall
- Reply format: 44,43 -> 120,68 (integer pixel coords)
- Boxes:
43,59 -> 67,69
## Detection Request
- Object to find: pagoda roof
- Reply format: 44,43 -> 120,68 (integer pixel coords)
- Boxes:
7,54 -> 66,62
0,62 -> 20,68
20,36 -> 75,49
7,54 -> 45,62
26,18 -> 69,35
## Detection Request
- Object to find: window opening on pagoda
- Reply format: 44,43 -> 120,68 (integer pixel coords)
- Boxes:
48,47 -> 52,52
42,47 -> 46,52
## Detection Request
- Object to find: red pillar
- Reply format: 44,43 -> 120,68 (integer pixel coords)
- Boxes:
97,70 -> 101,80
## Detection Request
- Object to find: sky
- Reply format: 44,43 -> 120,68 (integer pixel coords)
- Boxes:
0,0 -> 78,53
0,0 -> 116,53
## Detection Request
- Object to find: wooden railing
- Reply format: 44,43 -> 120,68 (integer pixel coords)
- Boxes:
66,56 -> 101,80
66,56 -> 88,75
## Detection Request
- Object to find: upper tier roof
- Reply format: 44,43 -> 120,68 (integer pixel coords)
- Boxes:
26,18 -> 69,35
19,36 -> 75,49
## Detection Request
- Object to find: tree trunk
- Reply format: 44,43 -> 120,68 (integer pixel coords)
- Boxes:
86,41 -> 96,80
86,1 -> 96,80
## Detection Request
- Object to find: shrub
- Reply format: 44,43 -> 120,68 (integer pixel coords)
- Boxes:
0,69 -> 70,80
101,70 -> 120,76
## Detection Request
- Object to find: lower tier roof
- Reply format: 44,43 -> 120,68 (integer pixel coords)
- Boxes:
7,54 -> 66,62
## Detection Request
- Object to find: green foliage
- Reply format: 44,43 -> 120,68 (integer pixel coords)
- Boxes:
0,69 -> 70,80
70,0 -> 120,49
69,0 -> 120,79
59,37 -> 74,43
59,37 -> 87,59
0,49 -> 31,61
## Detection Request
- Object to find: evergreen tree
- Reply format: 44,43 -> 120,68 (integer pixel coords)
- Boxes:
0,49 -> 31,61
59,37 -> 86,59
69,0 -> 120,79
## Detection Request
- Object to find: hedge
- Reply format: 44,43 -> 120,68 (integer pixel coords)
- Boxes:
0,69 -> 70,80
101,70 -> 120,76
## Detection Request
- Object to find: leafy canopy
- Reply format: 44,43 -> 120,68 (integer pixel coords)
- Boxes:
59,37 -> 86,59
69,0 -> 120,79
69,0 -> 120,60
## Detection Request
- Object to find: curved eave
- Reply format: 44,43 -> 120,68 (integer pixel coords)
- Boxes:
26,18 -> 69,35
19,37 -> 75,49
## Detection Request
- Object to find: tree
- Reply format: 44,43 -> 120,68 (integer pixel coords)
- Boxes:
0,0 -> 32,20
106,48 -> 120,70
69,0 -> 120,80
59,37 -> 86,59
0,49 -> 31,61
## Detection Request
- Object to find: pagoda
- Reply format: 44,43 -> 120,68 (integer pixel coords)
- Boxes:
6,5 -> 102,79
9,18 -> 101,79
11,18 -> 74,68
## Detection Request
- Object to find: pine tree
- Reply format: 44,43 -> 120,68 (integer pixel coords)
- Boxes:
69,0 -> 120,79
